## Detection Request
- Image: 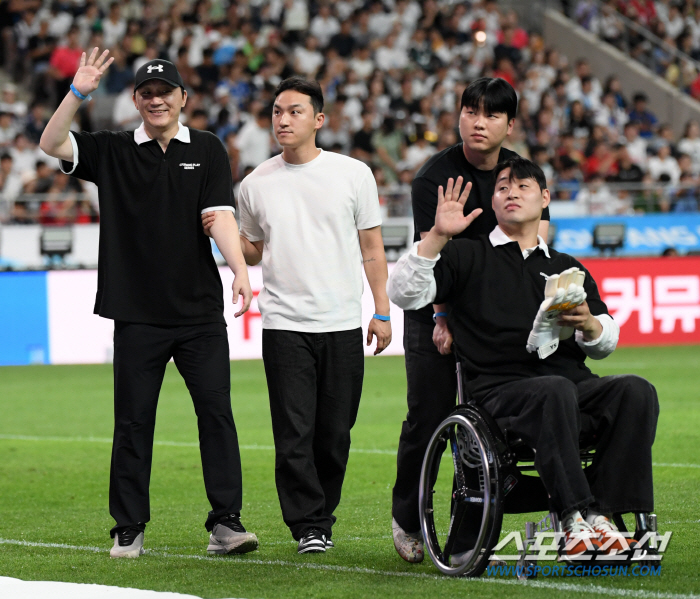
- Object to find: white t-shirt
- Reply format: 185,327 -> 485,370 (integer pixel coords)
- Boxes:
238,150 -> 382,332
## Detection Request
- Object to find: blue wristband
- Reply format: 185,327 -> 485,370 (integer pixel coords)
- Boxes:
70,84 -> 91,102
432,311 -> 448,323
373,313 -> 390,321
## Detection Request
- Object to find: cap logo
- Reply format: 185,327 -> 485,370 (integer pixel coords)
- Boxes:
147,64 -> 164,73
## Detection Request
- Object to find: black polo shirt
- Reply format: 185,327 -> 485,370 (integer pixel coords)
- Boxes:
407,144 -> 551,324
434,236 -> 607,400
60,125 -> 233,325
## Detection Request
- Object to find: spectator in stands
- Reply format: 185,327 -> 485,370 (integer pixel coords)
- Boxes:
0,112 -> 19,147
39,169 -> 82,225
188,108 -> 210,132
531,145 -> 555,185
102,3 -> 127,49
677,120 -> 700,172
24,102 -> 48,145
24,160 -> 55,194
351,110 -> 376,164
48,25 -> 83,107
603,75 -> 627,110
195,48 -> 220,96
628,93 -> 658,139
649,123 -> 677,158
27,18 -> 56,102
9,132 -> 37,176
648,143 -> 681,184
0,153 -> 22,221
622,122 -> 648,167
401,125 -> 436,172
111,82 -> 140,130
0,85 -> 25,126
294,35 -> 324,78
575,172 -> 621,214
566,100 -> 593,139
614,146 -> 645,184
494,24 -> 522,67
309,4 -> 340,48
672,171 -> 699,212
582,141 -> 618,181
372,116 -> 406,183
234,109 -> 273,172
329,19 -> 355,58
317,109 -> 351,154
104,47 -> 133,95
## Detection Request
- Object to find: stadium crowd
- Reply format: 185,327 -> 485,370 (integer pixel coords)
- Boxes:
0,0 -> 699,225
573,0 -> 700,100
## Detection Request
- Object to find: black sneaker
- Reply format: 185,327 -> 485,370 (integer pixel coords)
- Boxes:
208,514 -> 259,555
326,538 -> 334,549
110,526 -> 145,558
298,529 -> 326,554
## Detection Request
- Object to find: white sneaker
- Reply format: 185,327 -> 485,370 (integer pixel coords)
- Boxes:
207,515 -> 259,555
392,518 -> 424,563
110,529 -> 144,558
589,514 -> 639,555
560,514 -> 601,560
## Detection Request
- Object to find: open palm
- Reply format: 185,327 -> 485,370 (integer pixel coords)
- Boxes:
433,176 -> 482,238
73,48 -> 114,96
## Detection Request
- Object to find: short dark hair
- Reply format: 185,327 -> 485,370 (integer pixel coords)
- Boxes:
493,156 -> 547,192
274,76 -> 324,114
461,77 -> 517,121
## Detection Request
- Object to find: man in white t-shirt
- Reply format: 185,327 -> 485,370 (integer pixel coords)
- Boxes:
202,76 -> 392,555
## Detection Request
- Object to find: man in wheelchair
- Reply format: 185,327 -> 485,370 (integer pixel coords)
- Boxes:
387,156 -> 659,564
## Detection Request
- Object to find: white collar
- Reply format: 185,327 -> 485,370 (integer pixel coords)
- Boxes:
134,121 -> 191,145
488,225 -> 551,258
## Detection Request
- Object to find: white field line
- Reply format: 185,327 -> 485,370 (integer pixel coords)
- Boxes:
0,538 -> 697,599
1,434 -> 699,469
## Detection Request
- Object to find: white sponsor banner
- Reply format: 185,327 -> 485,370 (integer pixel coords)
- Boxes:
47,266 -> 405,365
47,270 -> 115,364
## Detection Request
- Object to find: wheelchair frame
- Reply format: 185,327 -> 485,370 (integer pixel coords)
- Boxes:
418,362 -> 658,578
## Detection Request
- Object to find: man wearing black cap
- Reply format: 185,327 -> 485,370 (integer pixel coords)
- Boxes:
40,48 -> 259,558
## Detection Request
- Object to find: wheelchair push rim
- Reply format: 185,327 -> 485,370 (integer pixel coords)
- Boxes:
419,411 -> 503,577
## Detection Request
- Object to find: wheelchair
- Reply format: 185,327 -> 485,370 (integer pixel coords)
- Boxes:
418,362 -> 659,578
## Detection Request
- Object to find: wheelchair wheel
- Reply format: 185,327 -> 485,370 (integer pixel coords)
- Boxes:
419,406 -> 503,577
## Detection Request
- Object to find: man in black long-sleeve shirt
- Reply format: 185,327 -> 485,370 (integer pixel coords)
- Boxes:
391,78 -> 550,563
388,157 -> 658,562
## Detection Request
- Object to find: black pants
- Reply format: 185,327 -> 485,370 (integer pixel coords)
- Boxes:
393,317 -> 457,532
110,321 -> 243,536
262,328 -> 364,540
393,318 -> 660,531
481,374 -> 659,514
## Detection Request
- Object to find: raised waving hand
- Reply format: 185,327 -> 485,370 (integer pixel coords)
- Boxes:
73,48 -> 114,97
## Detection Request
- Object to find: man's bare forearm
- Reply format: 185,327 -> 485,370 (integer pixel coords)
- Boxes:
209,211 -> 248,277
39,92 -> 82,161
359,226 -> 390,314
241,236 -> 263,265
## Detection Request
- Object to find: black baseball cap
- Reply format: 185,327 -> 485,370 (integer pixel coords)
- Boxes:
134,59 -> 184,92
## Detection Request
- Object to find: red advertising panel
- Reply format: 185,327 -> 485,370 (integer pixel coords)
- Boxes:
580,257 -> 700,346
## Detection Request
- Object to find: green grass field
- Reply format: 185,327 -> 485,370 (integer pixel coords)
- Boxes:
1,346 -> 699,598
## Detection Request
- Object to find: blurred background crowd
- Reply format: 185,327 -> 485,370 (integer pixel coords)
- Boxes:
0,0 -> 699,226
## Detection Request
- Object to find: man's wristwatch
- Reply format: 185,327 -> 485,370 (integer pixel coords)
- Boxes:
433,311 -> 448,323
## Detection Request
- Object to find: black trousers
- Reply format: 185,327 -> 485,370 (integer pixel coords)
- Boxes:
481,374 -> 659,514
262,328 -> 364,540
393,317 -> 457,532
393,318 -> 660,531
110,321 -> 243,536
